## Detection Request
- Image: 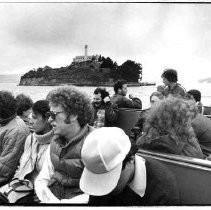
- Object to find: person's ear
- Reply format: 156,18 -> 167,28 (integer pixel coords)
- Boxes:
65,114 -> 78,124
69,115 -> 78,123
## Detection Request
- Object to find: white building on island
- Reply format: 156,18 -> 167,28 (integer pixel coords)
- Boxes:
73,45 -> 99,63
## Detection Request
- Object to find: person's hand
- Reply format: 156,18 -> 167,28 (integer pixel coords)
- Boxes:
129,94 -> 134,99
37,187 -> 60,203
33,194 -> 41,203
103,96 -> 110,103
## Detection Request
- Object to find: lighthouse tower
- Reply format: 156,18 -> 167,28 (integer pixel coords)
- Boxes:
73,45 -> 98,63
85,45 -> 88,60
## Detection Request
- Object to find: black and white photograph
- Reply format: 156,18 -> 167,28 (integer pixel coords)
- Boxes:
0,0 -> 211,207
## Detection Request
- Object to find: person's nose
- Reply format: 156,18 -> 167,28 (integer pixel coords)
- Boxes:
48,116 -> 54,123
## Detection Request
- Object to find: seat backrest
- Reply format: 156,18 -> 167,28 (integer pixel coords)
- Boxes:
203,106 -> 211,115
137,149 -> 211,205
115,108 -> 142,135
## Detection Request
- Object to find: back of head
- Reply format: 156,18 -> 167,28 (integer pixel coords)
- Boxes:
0,91 -> 16,120
94,87 -> 110,100
113,80 -> 127,94
187,89 -> 201,102
16,93 -> 33,116
32,100 -> 50,119
141,97 -> 197,143
161,68 -> 178,83
46,86 -> 94,127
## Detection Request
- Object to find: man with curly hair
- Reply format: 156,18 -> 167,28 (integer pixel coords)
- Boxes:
35,86 -> 94,203
0,91 -> 29,187
92,87 -> 118,128
161,69 -> 186,98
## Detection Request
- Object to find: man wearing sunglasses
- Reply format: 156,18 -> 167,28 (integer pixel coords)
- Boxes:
35,86 -> 94,203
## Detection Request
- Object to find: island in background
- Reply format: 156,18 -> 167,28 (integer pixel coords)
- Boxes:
199,78 -> 211,83
19,45 -> 155,87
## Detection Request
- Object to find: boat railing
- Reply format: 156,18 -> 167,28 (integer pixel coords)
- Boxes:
137,149 -> 211,170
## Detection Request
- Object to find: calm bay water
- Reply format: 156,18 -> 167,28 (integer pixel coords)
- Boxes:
1,82 -> 211,109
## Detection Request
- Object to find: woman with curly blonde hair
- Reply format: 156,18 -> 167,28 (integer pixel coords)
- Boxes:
137,97 -> 204,159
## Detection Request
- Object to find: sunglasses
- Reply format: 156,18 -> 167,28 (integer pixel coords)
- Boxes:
47,111 -> 64,120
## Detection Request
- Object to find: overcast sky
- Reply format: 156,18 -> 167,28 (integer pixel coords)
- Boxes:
1,2 -> 211,83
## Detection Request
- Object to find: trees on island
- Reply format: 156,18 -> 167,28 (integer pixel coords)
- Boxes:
99,56 -> 142,82
21,56 -> 142,83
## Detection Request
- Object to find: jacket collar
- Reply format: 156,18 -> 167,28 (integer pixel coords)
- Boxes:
34,129 -> 54,145
55,125 -> 93,148
128,154 -> 146,197
0,114 -> 16,126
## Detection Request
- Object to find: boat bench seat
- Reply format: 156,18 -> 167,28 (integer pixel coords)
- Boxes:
137,149 -> 211,205
115,108 -> 142,136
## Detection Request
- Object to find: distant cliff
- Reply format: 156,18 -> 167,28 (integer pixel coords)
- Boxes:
198,78 -> 211,83
19,57 -> 142,86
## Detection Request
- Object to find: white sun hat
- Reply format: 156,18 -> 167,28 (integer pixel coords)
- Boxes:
80,127 -> 131,196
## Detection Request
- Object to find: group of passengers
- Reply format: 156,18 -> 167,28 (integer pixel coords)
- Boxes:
0,68 -> 210,205
131,69 -> 211,160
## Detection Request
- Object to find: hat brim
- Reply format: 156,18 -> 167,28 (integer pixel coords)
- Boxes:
80,162 -> 122,196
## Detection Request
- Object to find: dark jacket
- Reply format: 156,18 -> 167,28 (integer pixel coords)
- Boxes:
49,125 -> 94,199
110,94 -> 142,109
88,156 -> 180,206
92,101 -> 118,127
163,83 -> 186,98
0,116 -> 29,187
130,109 -> 149,144
137,134 -> 204,159
192,114 -> 211,156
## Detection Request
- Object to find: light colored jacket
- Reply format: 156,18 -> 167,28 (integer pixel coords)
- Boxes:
0,116 -> 29,186
14,130 -> 54,183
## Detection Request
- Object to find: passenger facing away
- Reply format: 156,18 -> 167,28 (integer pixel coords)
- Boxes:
110,80 -> 142,109
35,86 -> 95,203
91,87 -> 118,128
161,69 -> 186,98
137,97 -> 204,159
191,113 -> 211,157
186,89 -> 204,114
15,93 -> 33,132
79,127 -> 180,206
0,91 -> 30,187
130,91 -> 164,144
0,100 -> 53,204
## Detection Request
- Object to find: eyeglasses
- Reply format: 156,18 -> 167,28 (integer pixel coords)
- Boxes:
47,111 -> 64,120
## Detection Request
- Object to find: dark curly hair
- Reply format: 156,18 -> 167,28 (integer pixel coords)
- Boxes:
113,80 -> 127,94
137,97 -> 198,146
161,68 -> 178,83
16,93 -> 33,116
32,100 -> 50,119
94,87 -> 110,100
46,86 -> 94,127
186,89 -> 201,102
0,91 -> 17,119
